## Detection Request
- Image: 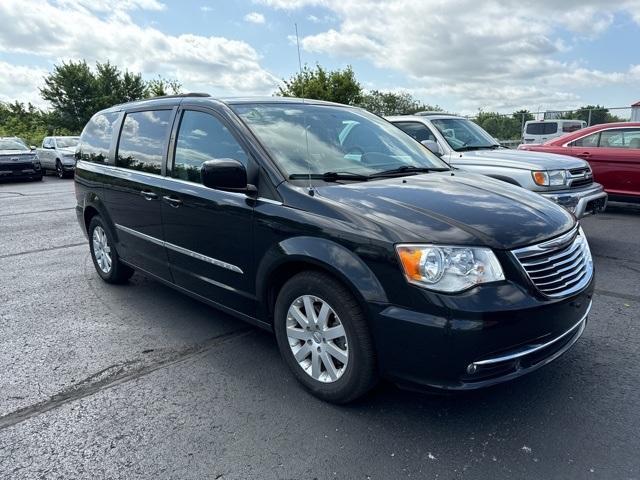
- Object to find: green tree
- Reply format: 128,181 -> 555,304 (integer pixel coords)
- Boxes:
40,60 -> 97,132
146,75 -> 183,97
561,105 -> 622,125
473,110 -> 533,140
40,60 -> 151,132
358,90 -> 441,116
277,64 -> 362,105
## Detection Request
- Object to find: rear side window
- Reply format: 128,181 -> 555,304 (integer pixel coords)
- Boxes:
172,110 -> 248,183
116,110 -> 172,174
600,128 -> 640,149
394,122 -> 437,143
562,122 -> 583,133
78,112 -> 119,163
526,122 -> 558,135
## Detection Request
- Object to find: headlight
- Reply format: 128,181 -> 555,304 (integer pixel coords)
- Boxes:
532,170 -> 567,186
396,244 -> 505,293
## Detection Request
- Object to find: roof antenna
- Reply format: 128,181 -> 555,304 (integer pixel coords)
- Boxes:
295,23 -> 314,196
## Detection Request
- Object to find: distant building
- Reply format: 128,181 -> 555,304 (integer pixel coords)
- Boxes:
632,101 -> 640,122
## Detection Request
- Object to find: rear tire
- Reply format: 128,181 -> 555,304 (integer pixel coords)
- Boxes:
88,215 -> 134,284
274,271 -> 378,403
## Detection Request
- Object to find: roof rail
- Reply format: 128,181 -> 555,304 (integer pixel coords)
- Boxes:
150,92 -> 211,99
414,111 -> 456,116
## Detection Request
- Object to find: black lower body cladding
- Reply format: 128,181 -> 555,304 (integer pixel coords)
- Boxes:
369,278 -> 594,391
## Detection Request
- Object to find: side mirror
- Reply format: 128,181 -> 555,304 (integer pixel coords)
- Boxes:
30,145 -> 37,150
421,140 -> 443,157
201,159 -> 256,196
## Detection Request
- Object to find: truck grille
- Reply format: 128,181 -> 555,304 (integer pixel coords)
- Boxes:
512,227 -> 593,298
568,167 -> 593,189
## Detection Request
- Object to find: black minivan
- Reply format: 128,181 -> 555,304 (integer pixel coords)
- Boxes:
74,94 -> 594,403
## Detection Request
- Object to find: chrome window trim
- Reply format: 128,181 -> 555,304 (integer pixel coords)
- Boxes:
76,161 -> 284,205
115,223 -> 244,274
562,126 -> 640,148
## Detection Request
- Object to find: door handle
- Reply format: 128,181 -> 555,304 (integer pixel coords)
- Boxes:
576,152 -> 591,158
163,195 -> 183,208
140,190 -> 157,200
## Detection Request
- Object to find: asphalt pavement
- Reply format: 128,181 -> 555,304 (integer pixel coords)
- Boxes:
0,176 -> 638,479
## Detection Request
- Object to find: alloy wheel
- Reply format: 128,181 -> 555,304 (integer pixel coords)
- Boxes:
56,163 -> 63,178
286,295 -> 349,383
92,226 -> 112,273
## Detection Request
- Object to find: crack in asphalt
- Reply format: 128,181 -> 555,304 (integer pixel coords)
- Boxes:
594,289 -> 640,303
0,328 -> 253,431
0,242 -> 86,260
0,207 -> 76,218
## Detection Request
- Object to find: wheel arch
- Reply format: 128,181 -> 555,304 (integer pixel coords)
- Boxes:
256,236 -> 388,324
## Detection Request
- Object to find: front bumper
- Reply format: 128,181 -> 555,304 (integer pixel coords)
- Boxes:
541,183 -> 607,218
0,163 -> 42,180
369,277 -> 594,391
61,162 -> 76,172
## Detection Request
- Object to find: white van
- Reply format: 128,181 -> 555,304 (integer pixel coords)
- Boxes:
522,119 -> 586,145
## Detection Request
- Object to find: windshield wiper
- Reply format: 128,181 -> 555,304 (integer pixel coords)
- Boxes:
289,171 -> 370,182
368,165 -> 449,178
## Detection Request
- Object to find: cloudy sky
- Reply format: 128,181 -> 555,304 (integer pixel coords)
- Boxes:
0,0 -> 639,114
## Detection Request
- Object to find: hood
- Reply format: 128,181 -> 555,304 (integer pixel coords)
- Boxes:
59,147 -> 77,155
315,171 -> 575,250
456,148 -> 587,170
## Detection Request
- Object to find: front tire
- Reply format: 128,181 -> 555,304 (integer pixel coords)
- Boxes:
56,160 -> 65,179
88,216 -> 134,284
274,271 -> 378,403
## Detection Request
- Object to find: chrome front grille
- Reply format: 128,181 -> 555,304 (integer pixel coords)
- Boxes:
512,227 -> 593,298
568,167 -> 593,189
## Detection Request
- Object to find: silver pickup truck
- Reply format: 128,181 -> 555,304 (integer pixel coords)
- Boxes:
37,136 -> 79,178
387,113 -> 608,218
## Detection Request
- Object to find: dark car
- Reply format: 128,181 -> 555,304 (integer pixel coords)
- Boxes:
74,94 -> 594,403
0,137 -> 43,182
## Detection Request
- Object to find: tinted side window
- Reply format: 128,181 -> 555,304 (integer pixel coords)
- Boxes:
172,110 -> 248,183
526,122 -> 558,135
562,122 -> 583,133
394,122 -> 437,143
570,132 -> 600,147
116,110 -> 172,174
78,112 -> 118,163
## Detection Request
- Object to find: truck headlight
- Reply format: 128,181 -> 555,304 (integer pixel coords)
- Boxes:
396,245 -> 505,293
532,169 -> 567,186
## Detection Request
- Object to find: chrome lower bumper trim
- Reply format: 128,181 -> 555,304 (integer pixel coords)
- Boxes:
470,301 -> 591,368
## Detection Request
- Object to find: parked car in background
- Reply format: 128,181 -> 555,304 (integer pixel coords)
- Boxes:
0,137 -> 42,181
37,136 -> 80,178
388,113 -> 607,218
522,119 -> 586,145
519,122 -> 640,202
75,95 -> 594,403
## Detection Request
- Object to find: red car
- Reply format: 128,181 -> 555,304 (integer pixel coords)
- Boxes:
519,122 -> 640,202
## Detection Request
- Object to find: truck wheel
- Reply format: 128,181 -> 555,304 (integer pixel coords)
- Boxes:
56,160 -> 65,179
274,271 -> 378,403
88,216 -> 134,284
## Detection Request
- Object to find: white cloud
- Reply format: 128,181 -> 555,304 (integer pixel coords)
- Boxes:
244,12 -> 266,24
261,0 -> 640,111
0,62 -> 48,107
0,0 -> 279,106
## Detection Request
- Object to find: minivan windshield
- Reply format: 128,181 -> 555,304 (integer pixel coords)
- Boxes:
56,137 -> 80,148
430,118 -> 500,152
0,139 -> 29,151
233,103 -> 449,179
